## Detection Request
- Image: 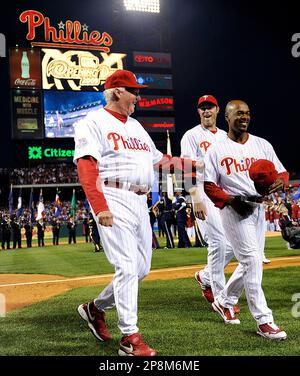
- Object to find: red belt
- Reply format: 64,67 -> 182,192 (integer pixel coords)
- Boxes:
104,180 -> 148,196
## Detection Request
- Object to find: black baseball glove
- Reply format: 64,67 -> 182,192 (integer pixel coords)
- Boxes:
227,196 -> 254,218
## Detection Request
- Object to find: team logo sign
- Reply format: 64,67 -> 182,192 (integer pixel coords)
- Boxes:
42,49 -> 126,91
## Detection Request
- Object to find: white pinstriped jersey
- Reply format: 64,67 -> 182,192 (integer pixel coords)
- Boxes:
73,108 -> 163,188
204,133 -> 286,197
180,124 -> 227,182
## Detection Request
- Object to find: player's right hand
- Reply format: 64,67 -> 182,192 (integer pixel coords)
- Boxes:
193,201 -> 207,220
97,211 -> 114,227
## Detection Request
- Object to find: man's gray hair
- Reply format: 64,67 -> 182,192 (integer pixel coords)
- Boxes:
104,87 -> 125,104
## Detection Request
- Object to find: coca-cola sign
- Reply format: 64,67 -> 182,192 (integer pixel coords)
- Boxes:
14,78 -> 37,86
9,48 -> 41,89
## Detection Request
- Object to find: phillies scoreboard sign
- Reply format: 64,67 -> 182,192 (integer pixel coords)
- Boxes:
16,10 -> 127,91
10,9 -> 175,145
19,10 -> 113,52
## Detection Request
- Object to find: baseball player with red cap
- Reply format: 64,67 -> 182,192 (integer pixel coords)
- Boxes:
204,99 -> 288,340
181,95 -> 239,310
73,69 -> 198,356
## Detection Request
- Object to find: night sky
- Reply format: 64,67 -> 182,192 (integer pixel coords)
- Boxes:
0,0 -> 299,176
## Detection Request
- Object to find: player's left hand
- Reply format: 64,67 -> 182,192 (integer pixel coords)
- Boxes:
268,178 -> 284,194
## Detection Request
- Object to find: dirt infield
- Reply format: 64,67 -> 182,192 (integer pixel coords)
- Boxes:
1,255 -> 300,313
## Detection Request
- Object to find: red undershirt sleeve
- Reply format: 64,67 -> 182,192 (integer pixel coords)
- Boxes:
77,156 -> 109,215
204,181 -> 232,209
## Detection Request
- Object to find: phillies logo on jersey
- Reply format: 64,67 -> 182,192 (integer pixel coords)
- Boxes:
107,132 -> 151,152
221,156 -> 257,175
199,141 -> 211,153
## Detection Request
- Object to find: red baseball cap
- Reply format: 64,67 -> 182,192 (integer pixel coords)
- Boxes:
104,70 -> 148,89
197,95 -> 219,108
249,159 -> 278,186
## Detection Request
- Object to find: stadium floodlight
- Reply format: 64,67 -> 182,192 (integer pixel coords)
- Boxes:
123,0 -> 160,13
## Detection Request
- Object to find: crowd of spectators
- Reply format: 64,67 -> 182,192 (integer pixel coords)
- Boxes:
263,187 -> 300,231
9,164 -> 78,185
1,162 -> 300,250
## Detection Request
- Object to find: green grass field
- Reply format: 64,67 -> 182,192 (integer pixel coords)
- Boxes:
0,235 -> 299,277
0,236 -> 299,356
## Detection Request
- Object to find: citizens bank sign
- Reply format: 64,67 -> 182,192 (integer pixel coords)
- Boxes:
28,146 -> 74,160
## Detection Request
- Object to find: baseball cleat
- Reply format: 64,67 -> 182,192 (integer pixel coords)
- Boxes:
212,300 -> 240,325
257,322 -> 287,340
262,257 -> 271,264
118,333 -> 157,356
78,301 -> 112,341
233,305 -> 241,314
194,271 -> 214,303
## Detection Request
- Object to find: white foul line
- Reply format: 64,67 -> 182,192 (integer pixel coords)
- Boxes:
0,255 -> 300,288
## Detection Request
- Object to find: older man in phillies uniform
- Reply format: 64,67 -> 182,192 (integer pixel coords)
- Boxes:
181,95 -> 238,309
204,100 -> 288,340
74,70 -> 197,356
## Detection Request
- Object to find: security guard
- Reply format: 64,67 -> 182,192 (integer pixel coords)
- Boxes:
12,215 -> 22,249
51,217 -> 61,245
67,216 -> 77,244
172,189 -> 191,248
37,219 -> 46,247
24,218 -> 34,248
158,192 -> 174,248
1,215 -> 11,250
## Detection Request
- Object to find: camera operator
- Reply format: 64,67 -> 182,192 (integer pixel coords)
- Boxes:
279,206 -> 300,249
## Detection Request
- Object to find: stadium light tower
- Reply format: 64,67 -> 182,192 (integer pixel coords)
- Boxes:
123,0 -> 160,13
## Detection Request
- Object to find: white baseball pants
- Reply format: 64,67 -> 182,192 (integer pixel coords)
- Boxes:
196,191 -> 236,299
218,203 -> 274,325
92,187 -> 153,335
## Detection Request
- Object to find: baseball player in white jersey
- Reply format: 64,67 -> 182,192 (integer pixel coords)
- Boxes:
204,100 -> 288,340
181,95 -> 238,309
73,69 -> 198,356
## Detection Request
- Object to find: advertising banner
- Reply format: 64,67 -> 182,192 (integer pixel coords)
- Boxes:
9,48 -> 41,89
137,95 -> 174,111
11,90 -> 43,139
133,51 -> 172,68
137,117 -> 175,132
